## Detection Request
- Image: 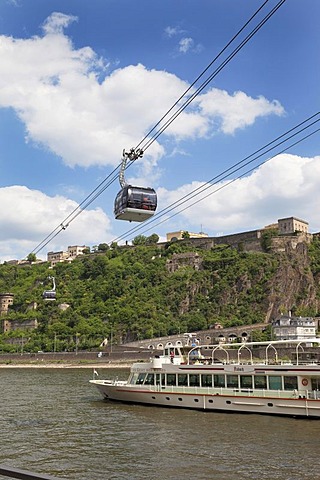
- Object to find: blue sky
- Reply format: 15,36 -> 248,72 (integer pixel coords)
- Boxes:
0,0 -> 319,261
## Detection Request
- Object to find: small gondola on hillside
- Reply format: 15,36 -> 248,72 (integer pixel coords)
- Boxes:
43,276 -> 56,301
114,148 -> 157,222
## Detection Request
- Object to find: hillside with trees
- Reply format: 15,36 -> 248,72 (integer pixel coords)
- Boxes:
0,235 -> 319,353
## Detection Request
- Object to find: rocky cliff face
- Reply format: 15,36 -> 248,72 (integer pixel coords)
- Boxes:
264,239 -> 319,322
168,234 -> 320,324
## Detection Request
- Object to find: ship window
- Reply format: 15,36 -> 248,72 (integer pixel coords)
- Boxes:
226,375 -> 239,389
136,373 -> 146,385
208,399 -> 213,403
178,374 -> 188,386
254,375 -> 267,389
311,378 -> 320,390
129,373 -> 138,384
201,374 -> 213,387
269,375 -> 282,390
194,398 -> 199,403
144,373 -> 155,385
155,373 -> 163,386
284,376 -> 298,390
214,374 -> 225,388
167,374 -> 176,386
178,398 -> 183,401
189,374 -> 200,387
240,375 -> 253,389
267,403 -> 274,407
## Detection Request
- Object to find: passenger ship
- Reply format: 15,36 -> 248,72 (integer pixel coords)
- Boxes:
90,339 -> 320,418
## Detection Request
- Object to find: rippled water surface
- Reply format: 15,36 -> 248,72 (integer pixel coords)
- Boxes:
0,367 -> 320,480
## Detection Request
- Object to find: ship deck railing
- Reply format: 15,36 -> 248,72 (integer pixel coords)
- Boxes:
124,383 -> 320,399
187,359 -> 320,366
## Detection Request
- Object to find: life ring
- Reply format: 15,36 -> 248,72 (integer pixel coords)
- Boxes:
301,378 -> 308,387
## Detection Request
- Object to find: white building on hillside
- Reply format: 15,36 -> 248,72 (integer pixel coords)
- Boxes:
272,314 -> 316,341
47,245 -> 88,266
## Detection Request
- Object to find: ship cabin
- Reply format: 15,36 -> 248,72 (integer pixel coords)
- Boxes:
127,340 -> 320,400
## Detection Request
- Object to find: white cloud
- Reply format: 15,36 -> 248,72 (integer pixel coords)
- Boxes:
1,154 -> 318,262
179,37 -> 194,53
164,26 -> 185,38
0,186 -> 113,262
178,37 -> 203,55
0,13 -> 284,174
158,153 -> 320,235
196,88 -> 285,134
42,12 -> 78,35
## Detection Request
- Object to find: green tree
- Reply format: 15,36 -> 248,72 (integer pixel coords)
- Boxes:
132,235 -> 147,245
27,253 -> 37,263
146,234 -> 159,244
98,243 -> 109,252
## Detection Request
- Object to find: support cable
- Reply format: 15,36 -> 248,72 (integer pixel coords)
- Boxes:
30,0 -> 287,255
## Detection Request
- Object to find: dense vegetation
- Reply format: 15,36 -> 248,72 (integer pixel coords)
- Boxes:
0,236 -> 319,353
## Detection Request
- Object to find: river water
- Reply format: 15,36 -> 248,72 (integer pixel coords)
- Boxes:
0,367 -> 319,480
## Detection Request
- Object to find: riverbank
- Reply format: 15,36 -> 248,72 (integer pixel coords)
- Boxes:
0,346 -> 152,368
0,362 -> 133,368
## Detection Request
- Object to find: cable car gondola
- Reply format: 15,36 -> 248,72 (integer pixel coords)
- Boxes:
114,148 -> 157,222
114,184 -> 157,222
43,290 -> 56,301
43,276 -> 56,301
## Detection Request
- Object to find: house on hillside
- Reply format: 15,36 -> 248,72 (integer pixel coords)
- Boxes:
278,217 -> 308,235
166,230 -> 208,241
272,313 -> 316,341
47,245 -> 89,266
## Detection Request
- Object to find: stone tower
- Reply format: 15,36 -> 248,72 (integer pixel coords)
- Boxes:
0,293 -> 14,333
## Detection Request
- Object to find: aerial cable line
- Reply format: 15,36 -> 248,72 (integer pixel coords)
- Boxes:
116,1 -> 284,180
111,113 -> 320,243
111,113 -> 320,242
31,166 -> 121,255
148,114 -> 320,224
114,113 -> 319,240
31,0 -> 286,255
123,125 -> 320,239
138,0 -> 287,153
135,0 -> 271,151
109,0 -> 290,240
153,126 -> 320,231
117,118 -> 320,241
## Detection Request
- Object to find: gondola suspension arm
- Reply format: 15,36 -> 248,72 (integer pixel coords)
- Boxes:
119,148 -> 144,188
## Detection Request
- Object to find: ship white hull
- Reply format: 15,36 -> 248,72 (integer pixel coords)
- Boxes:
91,381 -> 320,418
